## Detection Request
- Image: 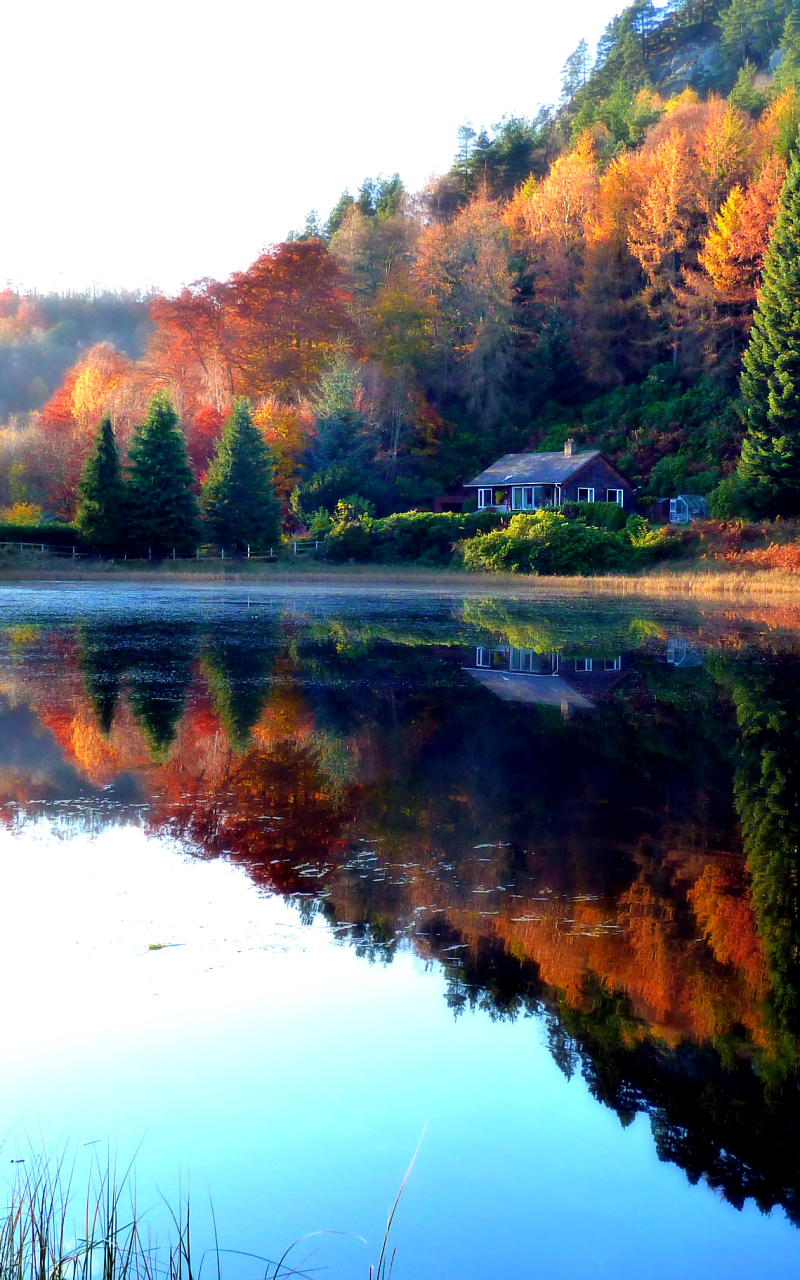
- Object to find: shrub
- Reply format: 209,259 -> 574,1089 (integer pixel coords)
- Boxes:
0,501 -> 44,525
0,521 -> 80,547
322,508 -> 502,565
371,510 -> 501,564
461,510 -> 632,575
561,500 -> 627,532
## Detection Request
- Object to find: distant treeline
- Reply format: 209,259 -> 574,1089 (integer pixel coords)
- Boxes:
0,289 -> 151,417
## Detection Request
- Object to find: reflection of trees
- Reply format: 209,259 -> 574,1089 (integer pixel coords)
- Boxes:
201,626 -> 277,753
13,613 -> 800,1222
77,623 -> 129,735
126,625 -> 199,760
720,654 -> 800,1033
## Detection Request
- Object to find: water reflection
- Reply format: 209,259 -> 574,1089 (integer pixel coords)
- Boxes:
3,592 -> 800,1239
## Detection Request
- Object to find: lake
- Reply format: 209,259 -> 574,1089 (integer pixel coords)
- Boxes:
1,581 -> 800,1279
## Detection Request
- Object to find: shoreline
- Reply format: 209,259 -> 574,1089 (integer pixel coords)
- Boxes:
0,557 -> 800,601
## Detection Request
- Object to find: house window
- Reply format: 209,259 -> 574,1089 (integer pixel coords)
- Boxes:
476,647 -> 489,668
509,648 -> 537,672
577,487 -> 595,503
607,488 -> 624,505
604,657 -> 622,672
575,658 -> 593,672
512,487 -> 532,510
478,488 -> 493,509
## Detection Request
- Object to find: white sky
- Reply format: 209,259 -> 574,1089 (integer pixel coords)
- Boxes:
2,0 -> 631,296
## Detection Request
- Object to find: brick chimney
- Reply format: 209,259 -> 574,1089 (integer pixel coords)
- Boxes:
564,437 -> 575,458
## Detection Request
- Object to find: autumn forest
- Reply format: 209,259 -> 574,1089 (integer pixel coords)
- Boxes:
2,0 -> 800,532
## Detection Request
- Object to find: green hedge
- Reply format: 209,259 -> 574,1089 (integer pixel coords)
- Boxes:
561,500 -> 628,532
0,522 -> 81,548
322,510 -> 502,564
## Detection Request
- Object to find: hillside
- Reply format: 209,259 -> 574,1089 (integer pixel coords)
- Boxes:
2,0 -> 798,524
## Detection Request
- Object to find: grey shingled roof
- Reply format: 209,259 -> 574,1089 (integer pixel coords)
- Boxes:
466,450 -> 603,487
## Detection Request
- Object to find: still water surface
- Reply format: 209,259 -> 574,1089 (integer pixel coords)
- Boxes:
2,583 -> 800,1278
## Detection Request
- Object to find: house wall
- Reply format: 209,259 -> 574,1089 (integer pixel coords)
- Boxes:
560,459 -> 634,510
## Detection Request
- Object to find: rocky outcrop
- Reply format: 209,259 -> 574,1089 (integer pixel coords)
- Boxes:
649,35 -> 727,94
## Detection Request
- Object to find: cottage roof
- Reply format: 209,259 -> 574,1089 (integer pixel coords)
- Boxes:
465,450 -> 604,488
465,668 -> 595,710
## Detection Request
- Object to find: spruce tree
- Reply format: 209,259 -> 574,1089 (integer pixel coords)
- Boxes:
200,398 -> 281,552
127,394 -> 200,554
737,147 -> 800,517
75,415 -> 126,552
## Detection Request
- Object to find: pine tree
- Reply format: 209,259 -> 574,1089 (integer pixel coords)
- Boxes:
737,147 -> 800,516
126,394 -> 200,554
200,398 -> 281,552
75,415 -> 126,552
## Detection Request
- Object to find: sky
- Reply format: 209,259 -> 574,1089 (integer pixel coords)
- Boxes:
2,0 -> 633,296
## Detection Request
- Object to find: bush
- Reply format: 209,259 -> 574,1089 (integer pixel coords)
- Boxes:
322,508 -> 502,565
561,500 -> 627,532
372,510 -> 500,564
461,510 -> 633,575
0,521 -> 80,547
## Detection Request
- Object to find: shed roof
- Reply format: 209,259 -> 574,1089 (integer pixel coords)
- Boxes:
466,450 -> 604,488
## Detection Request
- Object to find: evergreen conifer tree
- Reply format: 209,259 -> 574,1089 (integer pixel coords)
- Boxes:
737,147 -> 800,516
200,398 -> 281,552
127,394 -> 200,554
75,415 -> 126,552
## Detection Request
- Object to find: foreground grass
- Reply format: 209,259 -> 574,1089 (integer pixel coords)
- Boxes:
0,1144 -> 404,1280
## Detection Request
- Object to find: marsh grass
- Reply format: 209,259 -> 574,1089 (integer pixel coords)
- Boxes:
0,1142 -> 410,1280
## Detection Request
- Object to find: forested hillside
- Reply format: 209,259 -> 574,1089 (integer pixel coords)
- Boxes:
3,0 -> 799,522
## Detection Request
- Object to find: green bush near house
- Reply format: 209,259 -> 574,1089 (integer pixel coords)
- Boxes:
460,510 -> 676,575
461,511 -> 630,575
561,500 -> 628,532
322,508 -> 502,564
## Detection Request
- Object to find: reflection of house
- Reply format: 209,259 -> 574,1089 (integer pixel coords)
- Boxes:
465,646 -> 627,715
465,440 -> 634,513
667,638 -> 704,668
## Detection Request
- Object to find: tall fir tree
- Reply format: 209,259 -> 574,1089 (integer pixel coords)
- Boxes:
200,398 -> 281,551
737,146 -> 800,516
75,415 -> 126,552
127,394 -> 200,554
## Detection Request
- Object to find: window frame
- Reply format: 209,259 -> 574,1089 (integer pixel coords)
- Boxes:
606,488 -> 624,506
577,487 -> 595,504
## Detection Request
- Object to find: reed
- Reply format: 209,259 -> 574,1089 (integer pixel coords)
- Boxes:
0,1142 -> 406,1280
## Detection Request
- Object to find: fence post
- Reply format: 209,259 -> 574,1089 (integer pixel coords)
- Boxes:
197,547 -> 200,560
293,541 -> 297,555
149,548 -> 152,561
72,546 -> 76,558
221,548 -> 225,560
41,544 -> 45,552
172,548 -> 176,560
247,544 -> 251,559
